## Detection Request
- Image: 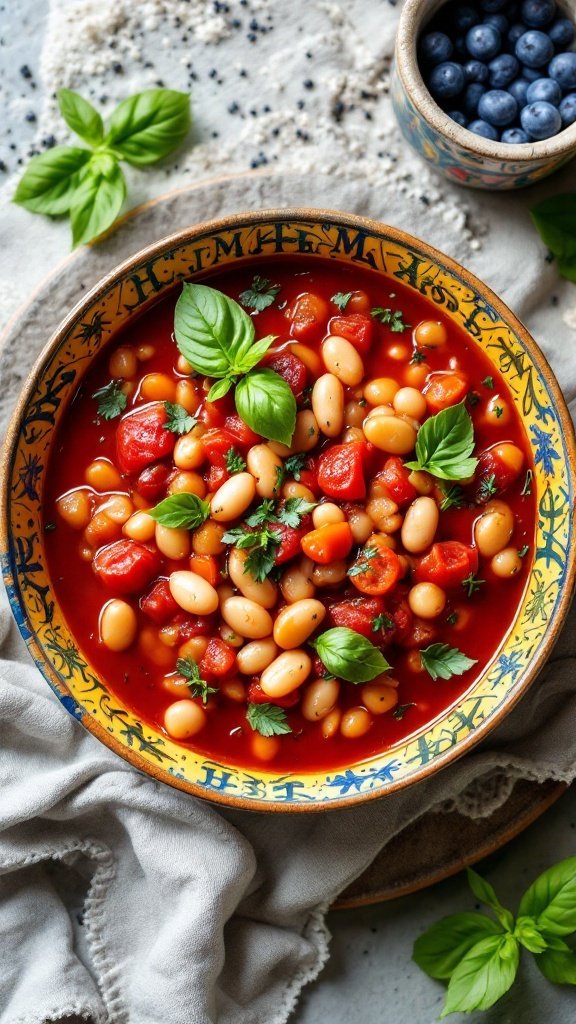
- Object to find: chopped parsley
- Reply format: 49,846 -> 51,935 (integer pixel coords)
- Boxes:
246,702 -> 292,737
246,499 -> 277,527
446,611 -> 458,626
92,379 -> 127,420
392,702 -> 416,721
331,291 -> 353,311
462,573 -> 485,597
371,307 -> 410,332
482,376 -> 494,389
372,612 -> 395,633
283,453 -> 308,482
176,657 -> 218,705
239,275 -> 281,312
347,545 -> 378,578
221,524 -> 280,582
493,404 -> 504,419
518,545 -> 529,558
439,482 -> 466,511
274,464 -> 285,492
521,470 -> 533,497
467,391 -> 481,408
478,473 -> 498,501
410,349 -> 427,364
277,498 -> 316,528
163,401 -> 197,435
225,447 -> 246,474
420,643 -> 477,681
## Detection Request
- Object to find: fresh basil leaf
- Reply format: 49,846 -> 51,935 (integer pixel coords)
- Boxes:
237,334 -> 277,372
92,379 -> 127,420
514,917 -> 549,954
441,934 -> 519,1017
239,276 -> 281,312
235,368 -> 296,447
70,157 -> 126,248
518,857 -> 576,937
147,493 -> 210,530
57,88 -> 104,146
207,377 -> 236,402
535,945 -> 576,985
163,402 -> 196,435
467,869 -> 514,931
174,282 -> 258,379
405,403 -> 478,481
310,627 -> 391,683
530,194 -> 576,284
13,145 -> 92,215
104,88 -> 191,165
413,912 -> 503,981
420,643 -> 477,681
246,702 -> 292,737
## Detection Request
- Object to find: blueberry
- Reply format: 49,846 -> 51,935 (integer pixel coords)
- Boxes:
420,32 -> 454,66
466,24 -> 501,60
464,82 -> 487,116
516,30 -> 555,68
548,52 -> 576,89
521,99 -> 562,137
548,18 -> 575,50
501,127 -> 530,142
428,61 -> 467,99
448,109 -> 469,127
559,93 -> 576,127
465,59 -> 489,83
521,65 -> 542,81
526,77 -> 562,104
479,0 -> 508,11
520,0 -> 556,29
488,53 -> 520,87
507,23 -> 527,49
468,118 -> 500,139
508,77 -> 530,106
478,88 -> 518,125
450,4 -> 480,33
484,14 -> 508,33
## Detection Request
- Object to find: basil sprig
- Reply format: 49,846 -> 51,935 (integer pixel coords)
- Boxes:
414,860 -> 576,1016
147,493 -> 210,530
405,403 -> 478,481
174,282 -> 296,446
310,627 -> 390,683
14,88 -> 191,248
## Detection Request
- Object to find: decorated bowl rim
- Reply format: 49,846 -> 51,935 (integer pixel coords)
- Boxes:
1,206 -> 575,813
396,0 -> 576,163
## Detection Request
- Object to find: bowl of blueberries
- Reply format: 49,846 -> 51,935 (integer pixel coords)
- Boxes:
391,0 -> 576,188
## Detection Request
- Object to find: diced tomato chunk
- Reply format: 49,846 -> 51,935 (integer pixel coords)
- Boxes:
140,578 -> 179,624
204,465 -> 228,492
287,292 -> 329,342
424,373 -> 469,413
274,520 -> 311,564
116,403 -> 175,475
328,313 -> 374,355
93,540 -> 160,594
202,428 -> 239,467
349,536 -> 402,596
136,463 -> 171,501
200,638 -> 237,678
381,456 -> 418,507
317,443 -> 366,500
416,541 -> 479,589
327,596 -> 386,638
400,618 -> 438,650
198,394 -> 235,428
267,353 -> 308,395
297,467 -> 320,497
223,414 -> 262,447
177,613 -> 217,640
247,680 -> 300,708
189,554 -> 221,587
301,522 -> 354,565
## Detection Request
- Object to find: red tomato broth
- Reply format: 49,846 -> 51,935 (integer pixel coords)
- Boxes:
43,257 -> 535,772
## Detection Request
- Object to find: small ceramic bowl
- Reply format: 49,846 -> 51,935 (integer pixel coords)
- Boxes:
1,210 -> 575,811
392,0 -> 576,189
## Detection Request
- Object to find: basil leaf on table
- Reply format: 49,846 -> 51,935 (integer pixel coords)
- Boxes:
530,194 -> 576,284
413,912 -> 504,981
235,368 -> 296,447
518,856 -> 576,937
147,493 -> 210,530
13,146 -> 92,215
405,403 -> 478,481
58,88 -> 104,147
442,934 -> 519,1017
70,157 -> 127,249
104,88 -> 191,165
467,868 -> 514,931
310,627 -> 391,683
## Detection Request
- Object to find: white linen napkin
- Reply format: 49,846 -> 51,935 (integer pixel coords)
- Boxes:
1,165 -> 576,1023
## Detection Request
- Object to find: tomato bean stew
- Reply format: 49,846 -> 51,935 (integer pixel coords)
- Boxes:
45,258 -> 535,771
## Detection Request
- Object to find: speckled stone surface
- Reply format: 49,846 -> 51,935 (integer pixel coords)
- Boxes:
1,3 -> 576,1022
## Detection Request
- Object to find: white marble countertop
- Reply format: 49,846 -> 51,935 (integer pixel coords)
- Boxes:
1,2 -> 576,1022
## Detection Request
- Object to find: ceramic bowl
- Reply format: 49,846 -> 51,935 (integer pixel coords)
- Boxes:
1,210 -> 575,811
392,0 -> 576,190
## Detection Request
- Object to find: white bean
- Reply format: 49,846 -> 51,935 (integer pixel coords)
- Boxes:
322,335 -> 365,386
301,678 -> 340,721
169,571 -> 219,614
236,638 -> 279,675
260,649 -> 312,697
155,524 -> 190,560
211,472 -> 256,522
247,444 -> 283,498
401,496 -> 439,553
99,599 -> 137,652
221,596 -> 273,639
227,548 -> 278,609
474,504 -> 514,557
363,414 -> 417,455
273,598 -> 326,649
312,373 -> 344,438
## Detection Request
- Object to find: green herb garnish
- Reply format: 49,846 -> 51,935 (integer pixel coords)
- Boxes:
276,498 -> 316,528
246,702 -> 292,737
222,524 -> 280,582
176,657 -> 217,705
371,306 -> 410,332
518,545 -> 530,558
392,702 -> 416,721
482,376 -> 494,389
405,403 -> 478,481
478,473 -> 497,501
439,483 -> 466,511
92,379 -> 127,420
14,88 -> 191,248
310,627 -> 391,684
225,447 -> 246,474
372,613 -> 395,633
239,275 -> 281,311
347,545 -> 378,578
331,291 -> 353,311
461,573 -> 485,597
420,643 -> 477,681
522,469 -> 533,497
148,493 -> 210,530
283,452 -> 308,481
163,401 -> 196,435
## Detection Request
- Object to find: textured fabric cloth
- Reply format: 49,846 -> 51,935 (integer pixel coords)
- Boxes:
1,170 -> 576,1024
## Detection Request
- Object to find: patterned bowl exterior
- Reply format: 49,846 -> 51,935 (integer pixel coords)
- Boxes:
392,0 -> 576,191
1,211 -> 575,812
